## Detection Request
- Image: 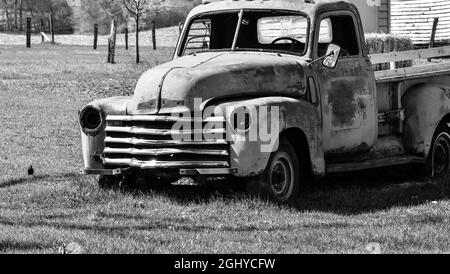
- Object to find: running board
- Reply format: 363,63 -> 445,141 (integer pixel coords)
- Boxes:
326,156 -> 425,173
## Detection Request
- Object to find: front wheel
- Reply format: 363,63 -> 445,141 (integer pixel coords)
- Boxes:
246,138 -> 300,204
427,127 -> 450,178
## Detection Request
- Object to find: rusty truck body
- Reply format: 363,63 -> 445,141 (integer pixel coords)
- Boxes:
79,0 -> 450,203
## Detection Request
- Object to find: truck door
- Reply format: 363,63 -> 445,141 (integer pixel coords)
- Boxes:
314,12 -> 377,156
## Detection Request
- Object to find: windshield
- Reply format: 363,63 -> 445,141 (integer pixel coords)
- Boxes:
179,10 -> 309,56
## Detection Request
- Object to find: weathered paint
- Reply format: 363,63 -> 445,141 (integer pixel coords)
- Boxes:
319,60 -> 377,155
128,52 -> 306,115
216,97 -> 324,177
81,97 -> 129,170
402,82 -> 450,157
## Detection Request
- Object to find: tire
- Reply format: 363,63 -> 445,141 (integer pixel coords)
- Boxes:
427,126 -> 450,178
246,138 -> 300,204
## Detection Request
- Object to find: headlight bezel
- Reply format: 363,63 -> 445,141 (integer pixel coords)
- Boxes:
79,106 -> 104,136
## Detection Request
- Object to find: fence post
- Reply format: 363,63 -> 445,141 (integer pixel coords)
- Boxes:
49,14 -> 55,44
152,20 -> 156,50
428,17 -> 439,62
93,24 -> 98,50
125,27 -> 128,50
178,22 -> 183,34
429,17 -> 439,48
107,20 -> 117,64
26,17 -> 31,48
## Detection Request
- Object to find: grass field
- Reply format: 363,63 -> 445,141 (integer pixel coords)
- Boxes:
0,44 -> 449,254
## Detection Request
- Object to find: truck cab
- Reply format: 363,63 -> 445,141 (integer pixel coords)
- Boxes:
80,0 -> 450,204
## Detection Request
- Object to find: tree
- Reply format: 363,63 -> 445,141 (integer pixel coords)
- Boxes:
1,0 -> 11,31
123,0 -> 148,63
19,0 -> 22,31
78,0 -> 127,34
13,0 -> 17,30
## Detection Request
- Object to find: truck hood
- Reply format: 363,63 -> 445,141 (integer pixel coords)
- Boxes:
127,52 -> 307,115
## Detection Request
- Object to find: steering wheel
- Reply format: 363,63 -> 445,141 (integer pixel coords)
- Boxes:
271,37 -> 303,45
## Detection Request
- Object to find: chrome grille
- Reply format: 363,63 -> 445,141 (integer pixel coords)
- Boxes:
103,115 -> 230,169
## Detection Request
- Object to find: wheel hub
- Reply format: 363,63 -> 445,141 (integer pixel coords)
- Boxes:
270,155 -> 293,198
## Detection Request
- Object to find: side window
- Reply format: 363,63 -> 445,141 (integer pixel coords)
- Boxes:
318,15 -> 360,57
183,19 -> 211,56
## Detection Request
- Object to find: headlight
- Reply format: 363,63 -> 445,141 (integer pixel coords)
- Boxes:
79,106 -> 103,135
231,106 -> 253,133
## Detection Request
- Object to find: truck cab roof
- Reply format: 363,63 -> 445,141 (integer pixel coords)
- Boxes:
187,0 -> 359,19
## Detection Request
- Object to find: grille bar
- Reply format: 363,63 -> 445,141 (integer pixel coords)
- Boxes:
105,126 -> 226,137
104,147 -> 229,156
105,137 -> 228,146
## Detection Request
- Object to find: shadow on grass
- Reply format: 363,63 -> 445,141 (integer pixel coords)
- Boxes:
0,175 -> 51,189
0,239 -> 54,252
128,164 -> 450,215
0,212 -> 297,236
0,173 -> 80,189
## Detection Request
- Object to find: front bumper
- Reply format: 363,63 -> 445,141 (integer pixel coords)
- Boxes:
81,167 -> 238,176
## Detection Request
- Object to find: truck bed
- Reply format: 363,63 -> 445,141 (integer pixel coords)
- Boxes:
369,46 -> 450,83
324,45 -> 450,173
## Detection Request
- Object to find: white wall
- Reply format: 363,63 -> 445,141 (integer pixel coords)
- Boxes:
347,0 -> 380,33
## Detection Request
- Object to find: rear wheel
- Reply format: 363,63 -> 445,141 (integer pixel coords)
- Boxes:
246,138 -> 300,204
427,127 -> 450,178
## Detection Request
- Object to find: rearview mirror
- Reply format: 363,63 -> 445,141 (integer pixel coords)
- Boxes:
322,44 -> 341,68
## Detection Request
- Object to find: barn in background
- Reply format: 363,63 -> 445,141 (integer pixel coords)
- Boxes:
349,0 -> 450,46
390,0 -> 450,45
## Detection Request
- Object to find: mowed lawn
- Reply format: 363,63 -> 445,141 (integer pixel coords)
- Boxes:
0,44 -> 449,254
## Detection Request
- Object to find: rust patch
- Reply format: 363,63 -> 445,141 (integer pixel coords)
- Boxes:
328,80 -> 358,127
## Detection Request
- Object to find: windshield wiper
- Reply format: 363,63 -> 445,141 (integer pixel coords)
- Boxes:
231,9 -> 244,51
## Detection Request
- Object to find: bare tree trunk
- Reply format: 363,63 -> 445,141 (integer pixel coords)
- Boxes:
3,0 -> 10,31
19,0 -> 22,31
14,0 -> 17,30
135,14 -> 139,64
29,7 -> 37,33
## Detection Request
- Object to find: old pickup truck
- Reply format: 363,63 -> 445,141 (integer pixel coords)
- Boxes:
79,0 -> 450,203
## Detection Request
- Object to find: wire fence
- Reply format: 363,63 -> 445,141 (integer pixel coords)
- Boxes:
0,24 -> 180,64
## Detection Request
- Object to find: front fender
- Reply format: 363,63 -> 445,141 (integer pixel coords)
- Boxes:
216,97 -> 324,177
81,96 -> 130,170
403,84 -> 450,158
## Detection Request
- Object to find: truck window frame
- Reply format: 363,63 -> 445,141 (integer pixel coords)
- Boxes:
175,9 -> 311,58
313,10 -> 363,60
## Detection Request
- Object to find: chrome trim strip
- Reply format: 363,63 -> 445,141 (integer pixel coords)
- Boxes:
103,158 -> 229,168
106,115 -> 226,123
180,168 -> 238,176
